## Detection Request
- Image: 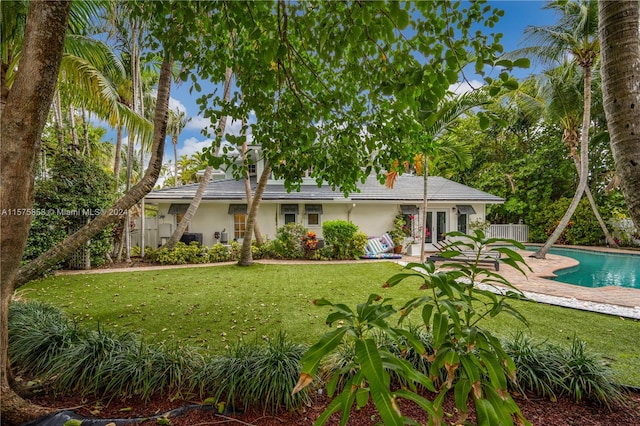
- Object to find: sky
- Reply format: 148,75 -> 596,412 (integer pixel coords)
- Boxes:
106,1 -> 558,168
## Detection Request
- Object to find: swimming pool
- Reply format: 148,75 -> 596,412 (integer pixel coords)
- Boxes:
531,247 -> 640,289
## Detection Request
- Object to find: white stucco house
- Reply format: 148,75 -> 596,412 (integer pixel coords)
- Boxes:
143,162 -> 504,252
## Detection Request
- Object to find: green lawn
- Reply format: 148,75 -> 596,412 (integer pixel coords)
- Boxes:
19,262 -> 640,386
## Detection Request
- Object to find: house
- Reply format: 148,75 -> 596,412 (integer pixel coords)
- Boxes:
143,170 -> 504,252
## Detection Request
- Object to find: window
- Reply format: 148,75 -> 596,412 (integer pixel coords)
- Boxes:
233,213 -> 246,239
307,213 -> 319,226
305,204 -> 323,226
228,204 -> 248,240
455,205 -> 475,234
247,163 -> 257,176
175,213 -> 189,232
281,204 -> 299,224
458,214 -> 468,233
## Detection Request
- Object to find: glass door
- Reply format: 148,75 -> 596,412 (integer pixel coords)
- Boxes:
424,210 -> 447,245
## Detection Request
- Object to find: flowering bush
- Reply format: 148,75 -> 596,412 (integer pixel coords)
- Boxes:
302,231 -> 318,251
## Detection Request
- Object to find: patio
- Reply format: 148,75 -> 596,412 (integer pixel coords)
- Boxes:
403,248 -> 640,320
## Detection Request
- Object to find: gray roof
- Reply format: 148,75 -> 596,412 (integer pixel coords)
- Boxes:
146,174 -> 504,204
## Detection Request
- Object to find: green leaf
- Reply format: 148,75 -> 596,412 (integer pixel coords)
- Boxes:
513,57 -> 531,69
478,113 -> 490,130
502,79 -> 519,90
475,398 -> 501,426
454,378 -> 472,412
394,389 -> 438,417
495,59 -> 513,68
355,339 -> 403,425
300,327 -> 348,376
432,312 -> 449,347
479,352 -> 507,391
421,304 -> 434,327
356,387 -> 370,409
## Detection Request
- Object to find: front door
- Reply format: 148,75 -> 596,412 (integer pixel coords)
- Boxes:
424,210 -> 447,249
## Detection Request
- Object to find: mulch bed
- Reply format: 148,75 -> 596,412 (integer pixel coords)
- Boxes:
26,386 -> 640,426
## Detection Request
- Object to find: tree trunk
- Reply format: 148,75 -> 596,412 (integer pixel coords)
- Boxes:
173,136 -> 178,187
82,106 -> 90,157
239,164 -> 271,266
584,186 -> 618,247
53,89 -> 65,149
114,124 -> 123,186
164,166 -> 214,250
533,66 -> 593,258
68,103 -> 79,154
599,0 -> 640,229
420,157 -> 428,263
1,2 -> 71,424
567,133 -> 619,247
15,56 -> 173,288
162,67 -> 233,250
242,133 -> 264,245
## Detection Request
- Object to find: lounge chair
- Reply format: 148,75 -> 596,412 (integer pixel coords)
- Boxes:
427,239 -> 500,270
361,233 -> 403,259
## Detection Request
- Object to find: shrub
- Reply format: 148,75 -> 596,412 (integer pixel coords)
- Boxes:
560,337 -> 624,408
503,332 -> 565,400
9,300 -> 310,411
9,299 -> 200,400
527,197 -> 609,245
322,220 -> 359,259
24,154 -> 116,268
293,230 -> 533,425
271,223 -> 307,259
208,243 -> 233,262
348,231 -> 369,259
504,332 -> 625,408
147,242 -> 209,265
203,332 -> 311,413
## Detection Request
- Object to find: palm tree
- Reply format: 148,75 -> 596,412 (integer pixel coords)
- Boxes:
535,62 -> 618,247
520,0 -> 600,258
598,0 -> 640,229
163,67 -> 232,250
167,108 -> 190,187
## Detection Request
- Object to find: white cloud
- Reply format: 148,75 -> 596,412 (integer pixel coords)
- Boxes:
169,97 -> 187,114
185,115 -> 254,144
449,79 -> 484,95
185,115 -> 212,132
177,136 -> 214,158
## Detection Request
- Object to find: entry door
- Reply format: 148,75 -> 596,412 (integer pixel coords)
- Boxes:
425,211 -> 447,243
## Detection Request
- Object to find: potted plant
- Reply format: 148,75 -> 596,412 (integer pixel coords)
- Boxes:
390,215 -> 406,253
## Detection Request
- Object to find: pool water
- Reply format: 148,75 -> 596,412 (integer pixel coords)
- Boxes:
533,247 -> 640,289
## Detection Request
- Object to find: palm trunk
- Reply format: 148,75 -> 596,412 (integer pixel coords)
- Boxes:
15,56 -> 173,288
1,2 -> 71,424
533,66 -> 593,258
82,106 -> 90,157
420,157 -> 428,262
114,124 -> 123,186
239,164 -> 271,266
242,130 -> 263,245
68,103 -> 79,154
173,137 -> 178,186
164,166 -> 214,250
124,19 -> 139,262
599,0 -> 640,229
53,89 -> 65,149
161,67 -> 233,250
567,133 -> 618,247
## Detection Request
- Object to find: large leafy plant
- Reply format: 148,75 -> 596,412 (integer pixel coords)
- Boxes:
294,230 -> 533,425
